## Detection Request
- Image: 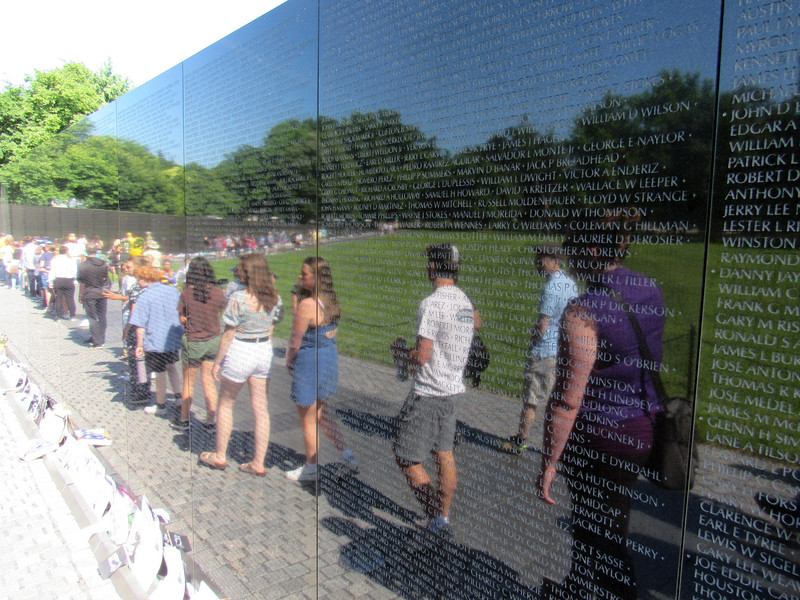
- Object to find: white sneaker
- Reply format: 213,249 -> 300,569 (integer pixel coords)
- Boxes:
79,319 -> 90,327
341,450 -> 359,472
144,404 -> 169,416
286,464 -> 317,481
426,516 -> 451,534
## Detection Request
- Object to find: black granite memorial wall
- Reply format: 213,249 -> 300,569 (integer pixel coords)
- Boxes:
0,0 -> 796,598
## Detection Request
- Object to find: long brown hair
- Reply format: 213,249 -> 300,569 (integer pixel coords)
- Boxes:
239,253 -> 279,312
186,256 -> 216,303
303,256 -> 341,323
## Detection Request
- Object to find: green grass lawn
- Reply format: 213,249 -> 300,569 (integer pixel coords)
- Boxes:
210,233 -> 798,458
213,232 -> 704,399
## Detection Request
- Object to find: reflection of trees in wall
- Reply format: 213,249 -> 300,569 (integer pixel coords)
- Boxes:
0,62 -> 130,168
320,110 -> 445,224
569,70 -> 716,233
117,140 -> 184,215
8,70 -> 794,228
217,119 -> 319,223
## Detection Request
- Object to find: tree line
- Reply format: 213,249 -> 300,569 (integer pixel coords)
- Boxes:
1,69 -> 787,238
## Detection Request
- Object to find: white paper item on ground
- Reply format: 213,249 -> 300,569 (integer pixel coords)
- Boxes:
39,404 -> 70,444
148,545 -> 186,600
125,497 -> 165,591
74,428 -> 112,446
101,488 -> 137,546
20,439 -> 59,461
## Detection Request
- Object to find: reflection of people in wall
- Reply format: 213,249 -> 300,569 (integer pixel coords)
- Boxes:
538,208 -> 665,600
285,257 -> 356,481
503,243 -> 578,453
78,243 -> 109,347
394,243 -> 476,534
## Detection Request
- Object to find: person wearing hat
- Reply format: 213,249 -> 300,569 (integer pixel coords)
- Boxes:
66,234 -> 82,261
393,243 -> 477,534
502,242 -> 578,453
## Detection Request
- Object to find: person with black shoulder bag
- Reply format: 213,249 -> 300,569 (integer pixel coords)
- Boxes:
537,208 -> 669,600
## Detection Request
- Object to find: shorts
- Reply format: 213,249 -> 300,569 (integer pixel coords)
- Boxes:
393,391 -> 457,463
40,273 -> 50,289
522,355 -> 557,408
145,351 -> 180,373
220,338 -> 273,383
181,335 -> 220,366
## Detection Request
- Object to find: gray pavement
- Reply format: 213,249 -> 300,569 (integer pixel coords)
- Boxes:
0,284 -> 795,600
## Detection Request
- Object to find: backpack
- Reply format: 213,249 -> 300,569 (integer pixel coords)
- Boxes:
464,334 -> 490,387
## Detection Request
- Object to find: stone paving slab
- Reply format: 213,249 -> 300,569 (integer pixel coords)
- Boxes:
2,284 -> 794,600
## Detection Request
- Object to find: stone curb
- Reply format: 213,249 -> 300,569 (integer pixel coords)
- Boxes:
2,345 -> 146,600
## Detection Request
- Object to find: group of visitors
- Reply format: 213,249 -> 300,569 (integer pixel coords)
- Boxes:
1,231 -> 181,350
106,251 -> 356,480
383,209 -> 666,600
204,229 -> 327,259
5,208 -> 669,599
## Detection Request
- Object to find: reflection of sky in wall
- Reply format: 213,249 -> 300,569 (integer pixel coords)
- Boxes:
116,65 -> 184,164
82,0 -> 726,163
83,102 -> 117,138
717,0 -> 799,95
182,0 -> 317,167
321,0 -> 722,149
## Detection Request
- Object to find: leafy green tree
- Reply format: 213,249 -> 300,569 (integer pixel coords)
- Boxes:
327,110 -> 444,223
56,134 -> 120,209
117,139 -> 183,214
185,162 -> 240,217
568,70 -> 716,230
216,119 -> 319,223
0,62 -> 130,169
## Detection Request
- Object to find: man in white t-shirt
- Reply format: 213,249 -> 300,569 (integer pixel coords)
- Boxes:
394,243 -> 476,535
21,237 -> 39,297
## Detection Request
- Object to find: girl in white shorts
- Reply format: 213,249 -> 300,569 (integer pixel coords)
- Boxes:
200,253 -> 282,476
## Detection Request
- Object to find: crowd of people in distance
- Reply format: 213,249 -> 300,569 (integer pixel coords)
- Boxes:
3,207 -> 692,600
2,230 -> 357,481
204,229 -> 326,259
0,232 -> 186,348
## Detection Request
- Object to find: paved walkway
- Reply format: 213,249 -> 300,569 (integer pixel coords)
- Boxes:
0,367 -> 119,600
0,284 -> 795,600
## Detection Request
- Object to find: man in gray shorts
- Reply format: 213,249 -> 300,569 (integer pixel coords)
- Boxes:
502,242 -> 578,453
394,243 -> 476,534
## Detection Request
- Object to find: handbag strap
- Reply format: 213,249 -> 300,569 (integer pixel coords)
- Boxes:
603,286 -> 669,406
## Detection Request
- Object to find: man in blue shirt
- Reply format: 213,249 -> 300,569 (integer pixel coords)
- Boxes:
503,243 -> 578,453
129,267 -> 184,415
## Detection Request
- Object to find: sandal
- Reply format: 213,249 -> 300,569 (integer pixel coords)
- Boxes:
239,462 -> 267,477
199,451 -> 227,470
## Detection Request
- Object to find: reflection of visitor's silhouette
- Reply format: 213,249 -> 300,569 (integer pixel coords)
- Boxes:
201,253 -> 282,475
537,208 -> 666,600
502,242 -> 578,453
285,257 -> 357,481
394,243 -> 477,534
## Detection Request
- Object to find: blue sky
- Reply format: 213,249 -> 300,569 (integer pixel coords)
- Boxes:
88,0 -> 728,164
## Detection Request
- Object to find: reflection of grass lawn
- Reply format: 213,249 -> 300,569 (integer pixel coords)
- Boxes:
696,245 -> 799,460
212,231 -> 703,399
212,235 -> 797,459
